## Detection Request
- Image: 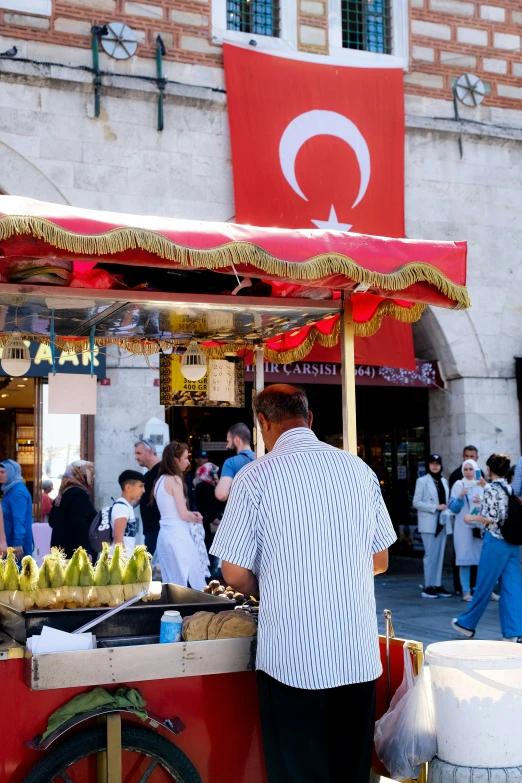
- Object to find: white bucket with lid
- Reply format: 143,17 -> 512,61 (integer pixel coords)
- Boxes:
426,640 -> 522,768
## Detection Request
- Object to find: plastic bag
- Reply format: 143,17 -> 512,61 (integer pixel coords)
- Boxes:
374,643 -> 437,781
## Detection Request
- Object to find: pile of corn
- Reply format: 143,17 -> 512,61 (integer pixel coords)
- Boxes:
0,544 -> 162,611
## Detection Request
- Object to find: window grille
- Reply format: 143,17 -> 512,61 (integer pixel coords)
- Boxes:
227,0 -> 280,36
342,0 -> 392,54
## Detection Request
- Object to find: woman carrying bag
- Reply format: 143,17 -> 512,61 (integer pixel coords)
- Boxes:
413,454 -> 452,599
448,458 -> 499,603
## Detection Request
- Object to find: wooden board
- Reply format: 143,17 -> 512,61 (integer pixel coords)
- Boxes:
25,636 -> 256,691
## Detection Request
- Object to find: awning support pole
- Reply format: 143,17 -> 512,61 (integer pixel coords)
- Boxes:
341,298 -> 357,454
254,345 -> 265,458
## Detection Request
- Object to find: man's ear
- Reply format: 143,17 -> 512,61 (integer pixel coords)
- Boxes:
258,412 -> 270,430
308,410 -> 313,428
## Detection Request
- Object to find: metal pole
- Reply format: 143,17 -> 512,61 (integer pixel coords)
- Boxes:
254,345 -> 265,458
92,34 -> 101,118
155,35 -> 166,132
340,297 -> 357,454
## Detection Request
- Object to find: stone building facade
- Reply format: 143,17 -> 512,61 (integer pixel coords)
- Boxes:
1,0 -> 522,502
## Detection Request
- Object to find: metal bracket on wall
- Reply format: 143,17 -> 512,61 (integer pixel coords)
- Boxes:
156,36 -> 167,132
91,26 -> 108,118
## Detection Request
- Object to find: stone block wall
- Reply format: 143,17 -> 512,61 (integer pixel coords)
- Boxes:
408,0 -> 522,109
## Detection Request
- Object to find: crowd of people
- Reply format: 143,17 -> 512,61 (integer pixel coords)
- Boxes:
413,445 -> 522,643
0,423 -> 255,591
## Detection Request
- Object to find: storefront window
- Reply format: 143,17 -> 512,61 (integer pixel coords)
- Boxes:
42,384 -> 81,497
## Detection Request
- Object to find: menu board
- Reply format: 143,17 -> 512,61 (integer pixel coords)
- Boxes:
160,354 -> 245,408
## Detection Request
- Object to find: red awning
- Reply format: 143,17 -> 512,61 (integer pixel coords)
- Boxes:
0,197 -> 469,362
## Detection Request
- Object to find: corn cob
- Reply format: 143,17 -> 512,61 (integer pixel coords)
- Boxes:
4,548 -> 19,591
109,544 -> 124,585
136,545 -> 152,583
19,556 -> 39,592
37,559 -> 50,589
94,542 -> 111,586
48,549 -> 66,588
78,548 -> 94,586
122,549 -> 139,585
64,549 -> 81,587
0,557 -> 4,591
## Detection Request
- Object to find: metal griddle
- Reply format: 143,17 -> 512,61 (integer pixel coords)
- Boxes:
0,584 -> 233,644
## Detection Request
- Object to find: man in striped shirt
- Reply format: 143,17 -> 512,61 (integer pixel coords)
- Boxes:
210,384 -> 396,783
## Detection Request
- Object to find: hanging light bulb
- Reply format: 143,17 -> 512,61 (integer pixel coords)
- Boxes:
180,340 -> 207,382
1,331 -> 31,377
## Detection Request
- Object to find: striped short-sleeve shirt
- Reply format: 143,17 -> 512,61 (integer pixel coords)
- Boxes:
210,427 -> 396,690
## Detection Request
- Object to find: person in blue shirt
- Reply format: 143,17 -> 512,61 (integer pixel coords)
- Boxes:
0,459 -> 33,560
215,423 -> 255,502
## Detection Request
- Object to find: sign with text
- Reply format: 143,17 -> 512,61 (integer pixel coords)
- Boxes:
160,354 -> 245,407
244,361 -> 444,389
0,341 -> 106,379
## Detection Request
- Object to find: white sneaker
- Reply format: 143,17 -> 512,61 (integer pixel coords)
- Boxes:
451,618 -> 475,638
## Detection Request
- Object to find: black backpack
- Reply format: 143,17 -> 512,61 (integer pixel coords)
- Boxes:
496,482 -> 522,545
88,500 -> 127,553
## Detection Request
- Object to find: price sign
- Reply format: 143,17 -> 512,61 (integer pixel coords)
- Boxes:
207,312 -> 234,332
168,313 -> 208,335
208,360 -> 235,403
160,354 -> 245,408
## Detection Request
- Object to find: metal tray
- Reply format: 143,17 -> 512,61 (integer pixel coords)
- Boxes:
0,584 -> 233,643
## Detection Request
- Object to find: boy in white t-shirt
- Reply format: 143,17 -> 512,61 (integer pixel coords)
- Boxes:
112,470 -> 145,558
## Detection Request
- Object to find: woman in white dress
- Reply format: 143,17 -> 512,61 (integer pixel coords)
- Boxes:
154,441 -> 209,590
449,458 -> 497,602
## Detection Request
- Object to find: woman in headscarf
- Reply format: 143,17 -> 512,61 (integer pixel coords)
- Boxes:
0,459 -> 33,560
193,462 -> 225,552
413,454 -> 452,599
49,460 -> 96,558
449,458 -> 489,602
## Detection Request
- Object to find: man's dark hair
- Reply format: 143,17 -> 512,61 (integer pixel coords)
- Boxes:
486,453 -> 511,478
463,444 -> 479,454
253,385 -> 309,424
227,422 -> 251,444
119,469 -> 145,490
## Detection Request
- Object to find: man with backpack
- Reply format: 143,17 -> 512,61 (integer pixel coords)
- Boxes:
215,423 -> 255,502
452,453 -> 522,642
89,470 -> 144,558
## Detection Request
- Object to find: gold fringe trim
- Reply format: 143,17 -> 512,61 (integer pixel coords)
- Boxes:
0,302 -> 424,363
0,215 -> 471,309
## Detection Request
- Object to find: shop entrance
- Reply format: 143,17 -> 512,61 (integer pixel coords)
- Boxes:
166,381 -> 429,544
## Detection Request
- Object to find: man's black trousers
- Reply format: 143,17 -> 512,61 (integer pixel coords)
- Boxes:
257,670 -> 376,783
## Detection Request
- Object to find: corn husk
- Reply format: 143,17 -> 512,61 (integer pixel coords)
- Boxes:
122,550 -> 139,585
107,584 -> 125,607
109,544 -> 124,585
144,581 -> 162,602
82,586 -> 97,607
34,587 -> 57,609
47,548 -> 66,588
64,549 -> 81,587
136,546 -> 152,583
19,556 -> 39,593
0,557 -> 5,591
94,585 -> 111,606
78,549 -> 94,587
94,542 -> 111,586
4,549 -> 19,591
37,559 -> 51,589
0,589 -> 13,607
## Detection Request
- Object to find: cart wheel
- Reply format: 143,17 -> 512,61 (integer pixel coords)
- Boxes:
23,725 -> 203,783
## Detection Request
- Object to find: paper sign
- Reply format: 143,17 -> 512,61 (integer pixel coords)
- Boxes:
47,373 -> 97,414
28,626 -> 95,655
208,360 -> 235,403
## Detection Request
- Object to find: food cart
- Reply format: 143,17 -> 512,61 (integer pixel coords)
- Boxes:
0,196 -> 469,783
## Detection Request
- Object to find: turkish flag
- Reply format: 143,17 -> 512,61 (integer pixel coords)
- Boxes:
224,43 -> 404,236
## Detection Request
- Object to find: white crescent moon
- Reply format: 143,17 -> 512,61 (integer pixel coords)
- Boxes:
279,109 -> 371,208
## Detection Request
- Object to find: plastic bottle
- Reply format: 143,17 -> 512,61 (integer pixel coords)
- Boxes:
160,610 -> 183,643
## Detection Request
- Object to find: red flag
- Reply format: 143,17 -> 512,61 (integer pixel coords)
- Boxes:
224,43 -> 404,236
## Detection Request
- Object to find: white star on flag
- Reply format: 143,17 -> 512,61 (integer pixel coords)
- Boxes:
311,206 -> 352,231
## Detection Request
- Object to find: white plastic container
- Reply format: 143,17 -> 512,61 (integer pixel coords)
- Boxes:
426,640 -> 522,768
159,610 -> 183,643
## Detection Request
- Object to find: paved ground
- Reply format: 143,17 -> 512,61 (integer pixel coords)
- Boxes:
374,560 -> 503,649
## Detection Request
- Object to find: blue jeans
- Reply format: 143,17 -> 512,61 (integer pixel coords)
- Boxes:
457,531 -> 522,638
460,565 -> 471,594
